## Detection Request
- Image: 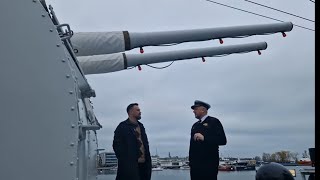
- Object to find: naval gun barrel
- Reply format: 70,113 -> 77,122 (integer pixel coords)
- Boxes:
78,42 -> 267,75
71,22 -> 292,56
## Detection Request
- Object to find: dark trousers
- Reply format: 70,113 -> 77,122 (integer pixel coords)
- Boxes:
138,162 -> 150,180
190,166 -> 218,180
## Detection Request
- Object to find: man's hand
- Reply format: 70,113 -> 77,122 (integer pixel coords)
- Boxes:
193,133 -> 204,141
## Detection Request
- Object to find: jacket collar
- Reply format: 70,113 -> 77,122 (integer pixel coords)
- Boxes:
125,118 -> 140,127
198,115 -> 210,124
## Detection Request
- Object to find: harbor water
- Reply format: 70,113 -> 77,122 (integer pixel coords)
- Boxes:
98,166 -> 311,180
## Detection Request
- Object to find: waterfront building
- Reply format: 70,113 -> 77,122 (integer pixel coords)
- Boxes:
151,155 -> 161,167
99,151 -> 118,167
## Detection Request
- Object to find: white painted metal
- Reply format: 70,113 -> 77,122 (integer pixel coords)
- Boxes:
0,1 -> 100,180
77,98 -> 101,180
129,22 -> 292,49
125,42 -> 267,67
0,0 -> 79,179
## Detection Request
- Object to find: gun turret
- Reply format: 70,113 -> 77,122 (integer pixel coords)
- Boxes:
78,42 -> 267,75
71,22 -> 292,56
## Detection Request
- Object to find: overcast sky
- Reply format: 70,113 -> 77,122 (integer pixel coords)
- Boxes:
46,0 -> 314,158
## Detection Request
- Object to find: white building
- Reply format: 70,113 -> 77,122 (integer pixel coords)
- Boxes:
151,156 -> 160,167
99,152 -> 118,167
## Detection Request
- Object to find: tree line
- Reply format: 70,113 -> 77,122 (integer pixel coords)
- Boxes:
258,150 -> 309,163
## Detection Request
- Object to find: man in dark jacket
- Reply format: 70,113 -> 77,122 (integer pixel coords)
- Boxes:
189,100 -> 227,180
113,103 -> 152,180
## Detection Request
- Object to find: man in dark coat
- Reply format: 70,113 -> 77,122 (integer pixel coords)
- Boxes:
113,103 -> 152,180
189,100 -> 227,180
